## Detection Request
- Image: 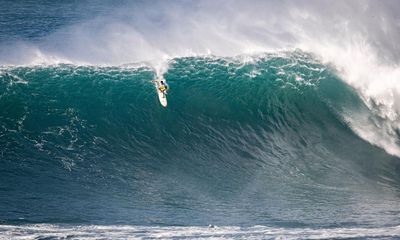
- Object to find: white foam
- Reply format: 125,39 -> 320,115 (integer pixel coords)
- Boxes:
299,34 -> 400,157
1,224 -> 400,240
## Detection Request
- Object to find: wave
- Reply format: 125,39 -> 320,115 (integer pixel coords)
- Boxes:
1,52 -> 400,227
2,1 -> 400,162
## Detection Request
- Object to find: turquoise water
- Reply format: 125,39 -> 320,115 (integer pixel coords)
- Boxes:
2,1 -> 400,239
2,53 -> 400,229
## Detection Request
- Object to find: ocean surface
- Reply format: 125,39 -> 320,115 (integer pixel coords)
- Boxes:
2,1 -> 400,239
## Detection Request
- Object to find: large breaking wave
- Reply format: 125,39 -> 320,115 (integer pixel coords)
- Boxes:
2,0 -> 400,158
1,52 -> 400,229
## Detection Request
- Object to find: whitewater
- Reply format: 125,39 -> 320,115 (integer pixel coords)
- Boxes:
2,0 -> 400,239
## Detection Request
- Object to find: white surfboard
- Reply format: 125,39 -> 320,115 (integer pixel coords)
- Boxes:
154,79 -> 168,107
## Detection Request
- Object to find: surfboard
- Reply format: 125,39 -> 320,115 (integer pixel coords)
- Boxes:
154,79 -> 168,107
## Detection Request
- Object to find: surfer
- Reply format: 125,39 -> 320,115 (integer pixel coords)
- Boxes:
152,79 -> 168,107
159,80 -> 168,96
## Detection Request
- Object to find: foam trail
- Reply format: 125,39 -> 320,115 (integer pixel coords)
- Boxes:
2,224 -> 400,239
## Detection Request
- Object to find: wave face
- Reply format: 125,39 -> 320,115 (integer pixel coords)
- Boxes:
1,53 -> 400,231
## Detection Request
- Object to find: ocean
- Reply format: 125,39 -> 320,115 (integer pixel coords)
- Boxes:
1,1 -> 400,239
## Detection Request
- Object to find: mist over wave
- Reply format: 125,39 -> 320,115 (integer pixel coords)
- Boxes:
3,0 -> 400,65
